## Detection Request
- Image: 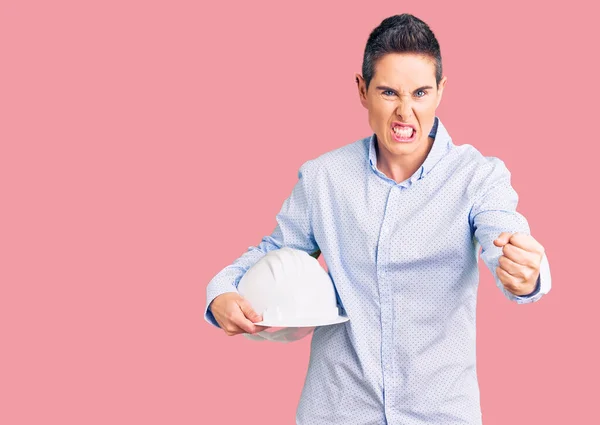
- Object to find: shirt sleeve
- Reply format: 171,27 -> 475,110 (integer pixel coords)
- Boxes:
469,157 -> 552,304
204,160 -> 321,328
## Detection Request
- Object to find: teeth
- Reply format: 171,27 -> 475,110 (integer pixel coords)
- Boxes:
393,126 -> 414,137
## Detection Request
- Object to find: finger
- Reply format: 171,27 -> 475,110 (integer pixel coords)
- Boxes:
493,232 -> 513,247
233,315 -> 263,334
496,265 -> 520,289
220,306 -> 252,335
227,303 -> 262,334
237,298 -> 263,323
497,266 -> 538,295
241,322 -> 271,335
501,243 -> 539,269
507,232 -> 544,254
222,321 -> 246,336
498,254 -> 527,279
224,308 -> 260,335
254,325 -> 270,332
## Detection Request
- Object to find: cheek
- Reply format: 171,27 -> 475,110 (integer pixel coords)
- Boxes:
366,109 -> 376,132
372,103 -> 391,122
414,105 -> 435,122
415,100 -> 436,113
368,99 -> 394,130
367,103 -> 382,121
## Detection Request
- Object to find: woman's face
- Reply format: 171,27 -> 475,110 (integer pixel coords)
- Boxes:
357,53 -> 447,164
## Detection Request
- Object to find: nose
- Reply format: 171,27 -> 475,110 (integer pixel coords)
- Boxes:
395,97 -> 413,120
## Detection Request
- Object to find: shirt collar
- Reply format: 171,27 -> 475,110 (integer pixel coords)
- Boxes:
368,116 -> 452,183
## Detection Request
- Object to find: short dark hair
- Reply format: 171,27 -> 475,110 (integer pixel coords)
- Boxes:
361,14 -> 442,91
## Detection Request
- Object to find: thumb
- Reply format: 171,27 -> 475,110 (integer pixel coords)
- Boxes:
237,298 -> 263,323
493,232 -> 513,247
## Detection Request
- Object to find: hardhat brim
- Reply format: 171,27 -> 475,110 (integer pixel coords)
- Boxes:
253,315 -> 350,328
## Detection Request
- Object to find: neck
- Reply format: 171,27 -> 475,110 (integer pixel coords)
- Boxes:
375,136 -> 435,184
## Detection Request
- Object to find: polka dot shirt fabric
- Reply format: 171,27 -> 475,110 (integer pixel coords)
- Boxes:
204,116 -> 552,424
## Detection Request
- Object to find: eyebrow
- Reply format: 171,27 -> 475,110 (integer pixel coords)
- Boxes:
375,85 -> 434,92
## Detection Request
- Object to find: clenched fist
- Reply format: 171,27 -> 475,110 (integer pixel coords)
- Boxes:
209,292 -> 270,336
493,232 -> 545,296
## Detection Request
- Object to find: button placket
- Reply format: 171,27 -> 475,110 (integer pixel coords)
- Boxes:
379,187 -> 393,385
382,186 -> 400,381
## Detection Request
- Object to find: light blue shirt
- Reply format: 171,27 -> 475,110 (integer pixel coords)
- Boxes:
204,116 -> 551,424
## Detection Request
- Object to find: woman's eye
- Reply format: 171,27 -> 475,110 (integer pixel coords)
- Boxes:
382,89 -> 427,97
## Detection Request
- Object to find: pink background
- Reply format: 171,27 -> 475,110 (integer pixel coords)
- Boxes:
1,1 -> 598,424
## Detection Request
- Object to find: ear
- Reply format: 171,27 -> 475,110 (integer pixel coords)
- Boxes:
436,76 -> 447,108
356,74 -> 368,108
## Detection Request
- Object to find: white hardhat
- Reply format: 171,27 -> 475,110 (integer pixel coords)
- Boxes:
238,247 -> 348,342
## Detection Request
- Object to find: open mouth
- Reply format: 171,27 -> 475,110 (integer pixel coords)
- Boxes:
391,125 -> 416,143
